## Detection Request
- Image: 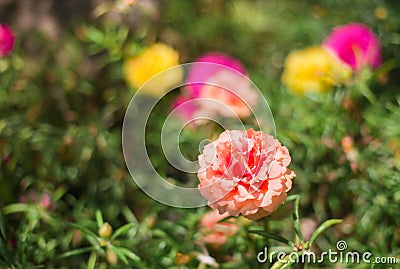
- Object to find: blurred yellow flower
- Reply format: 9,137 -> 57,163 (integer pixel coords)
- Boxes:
282,46 -> 351,95
124,43 -> 182,97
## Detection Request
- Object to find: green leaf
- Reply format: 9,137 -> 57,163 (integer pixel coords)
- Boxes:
309,219 -> 343,247
87,251 -> 97,269
292,195 -> 303,242
110,245 -> 128,264
117,247 -> 141,262
86,26 -> 105,45
248,230 -> 293,245
0,212 -> 6,240
95,210 -> 103,229
280,258 -> 295,269
358,83 -> 376,103
69,223 -> 99,240
111,223 -> 135,241
2,203 -> 31,215
270,255 -> 294,269
53,186 -> 67,202
122,207 -> 139,226
57,246 -> 98,259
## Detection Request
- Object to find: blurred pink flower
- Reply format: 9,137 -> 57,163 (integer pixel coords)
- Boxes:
186,52 -> 247,97
198,70 -> 258,118
18,191 -> 56,210
0,24 -> 15,57
171,95 -> 199,123
323,23 -> 381,71
124,0 -> 138,5
39,193 -> 52,209
18,191 -> 36,204
199,209 -> 239,247
198,129 -> 295,220
181,52 -> 257,120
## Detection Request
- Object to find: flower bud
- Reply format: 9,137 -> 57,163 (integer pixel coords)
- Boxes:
175,253 -> 190,265
106,248 -> 118,265
99,222 -> 113,238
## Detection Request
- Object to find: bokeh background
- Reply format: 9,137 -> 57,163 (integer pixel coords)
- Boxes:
1,0 -> 399,268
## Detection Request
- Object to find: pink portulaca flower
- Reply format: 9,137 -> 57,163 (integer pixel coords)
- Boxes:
171,95 -> 199,123
18,191 -> 56,211
186,52 -> 247,97
182,52 -> 256,120
0,24 -> 15,57
198,129 -> 295,220
198,70 -> 258,118
199,209 -> 239,247
323,23 -> 381,71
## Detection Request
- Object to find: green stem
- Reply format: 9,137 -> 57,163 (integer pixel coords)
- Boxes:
292,195 -> 303,243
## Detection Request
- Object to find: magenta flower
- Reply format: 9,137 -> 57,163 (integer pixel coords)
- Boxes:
197,70 -> 257,118
171,95 -> 199,123
186,52 -> 247,97
0,24 -> 15,57
323,23 -> 381,71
